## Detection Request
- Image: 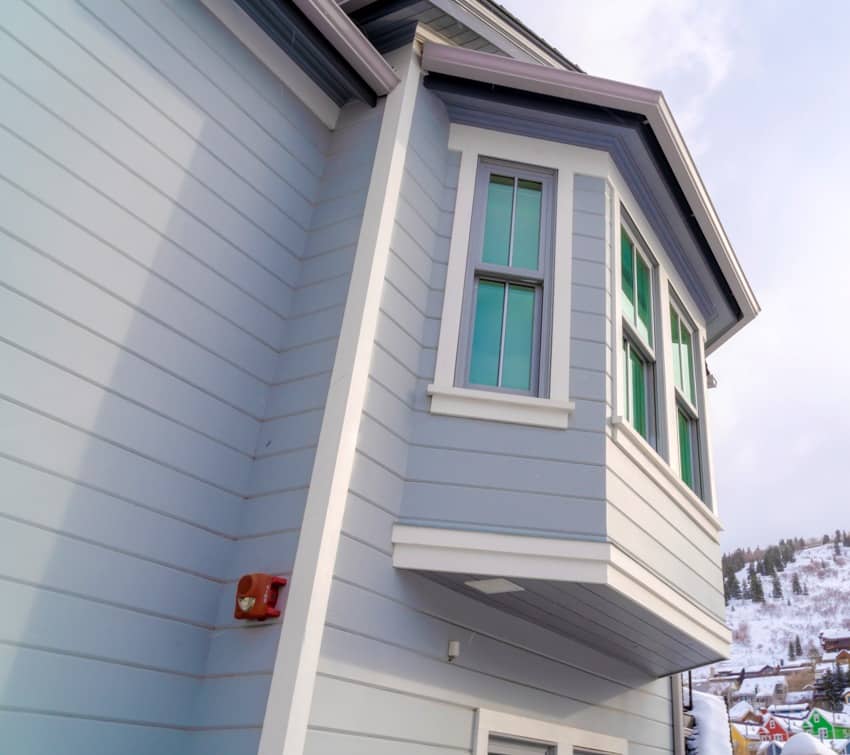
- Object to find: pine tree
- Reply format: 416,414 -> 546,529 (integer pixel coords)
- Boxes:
789,640 -> 796,661
823,534 -> 831,545
772,574 -> 783,599
795,635 -> 803,656
792,573 -> 802,595
750,570 -> 765,602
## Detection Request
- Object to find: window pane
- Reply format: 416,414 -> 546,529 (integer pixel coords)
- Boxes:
630,347 -> 647,438
636,254 -> 652,345
678,409 -> 694,488
502,284 -> 535,390
482,175 -> 514,266
469,280 -> 505,386
513,179 -> 542,270
670,307 -> 683,393
680,325 -> 695,404
621,231 -> 635,324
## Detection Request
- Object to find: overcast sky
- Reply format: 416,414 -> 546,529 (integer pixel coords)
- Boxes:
499,0 -> 850,552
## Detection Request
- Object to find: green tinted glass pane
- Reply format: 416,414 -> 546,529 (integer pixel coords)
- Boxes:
469,280 -> 505,386
670,307 -> 683,393
513,179 -> 542,269
482,175 -> 514,266
621,231 -> 635,324
636,255 -> 652,345
681,325 -> 695,403
678,409 -> 694,488
502,285 -> 535,390
622,341 -> 631,421
630,348 -> 647,438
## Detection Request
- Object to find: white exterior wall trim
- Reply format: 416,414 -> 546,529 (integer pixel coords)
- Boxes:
392,524 -> 731,657
475,707 -> 629,755
200,0 -> 340,128
257,45 -> 421,755
429,125 -> 607,427
292,0 -> 400,95
420,41 -> 760,349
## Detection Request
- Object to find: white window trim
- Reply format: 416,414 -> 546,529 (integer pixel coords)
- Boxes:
430,125 -> 608,428
474,708 -> 629,755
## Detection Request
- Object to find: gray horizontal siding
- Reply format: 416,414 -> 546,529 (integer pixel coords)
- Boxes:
0,0 -> 369,751
316,84 -> 674,755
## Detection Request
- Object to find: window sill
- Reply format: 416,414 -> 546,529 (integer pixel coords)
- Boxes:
427,384 -> 574,429
610,416 -> 722,537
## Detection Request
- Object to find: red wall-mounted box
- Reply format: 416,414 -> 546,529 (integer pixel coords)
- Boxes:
234,573 -> 287,621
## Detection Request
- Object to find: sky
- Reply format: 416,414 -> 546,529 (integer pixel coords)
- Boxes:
499,0 -> 850,551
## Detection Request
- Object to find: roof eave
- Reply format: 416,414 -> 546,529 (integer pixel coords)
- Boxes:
293,0 -> 400,96
421,42 -> 760,346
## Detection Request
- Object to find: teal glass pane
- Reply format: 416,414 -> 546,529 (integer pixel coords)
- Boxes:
636,255 -> 652,345
482,175 -> 514,266
630,348 -> 647,438
513,179 -> 542,270
502,285 -> 535,390
670,307 -> 683,393
681,325 -> 695,403
469,280 -> 505,386
678,409 -> 694,488
621,231 -> 635,324
622,340 -> 631,421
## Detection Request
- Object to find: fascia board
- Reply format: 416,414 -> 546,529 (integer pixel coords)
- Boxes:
421,42 -> 760,338
293,0 -> 400,95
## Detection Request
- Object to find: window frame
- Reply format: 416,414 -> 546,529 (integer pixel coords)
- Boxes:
619,218 -> 660,449
669,295 -> 704,498
456,158 -> 556,397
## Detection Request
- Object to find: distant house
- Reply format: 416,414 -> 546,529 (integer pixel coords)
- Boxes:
734,677 -> 790,708
802,709 -> 850,740
822,650 -> 850,667
768,704 -> 811,720
759,717 -> 791,742
731,701 -> 764,724
821,630 -> 850,652
733,723 -> 764,755
785,692 -> 815,706
747,665 -> 782,678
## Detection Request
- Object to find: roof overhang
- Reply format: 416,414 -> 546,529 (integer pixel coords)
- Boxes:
421,42 -> 759,350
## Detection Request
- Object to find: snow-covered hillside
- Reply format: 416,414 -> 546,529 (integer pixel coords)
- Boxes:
699,544 -> 850,675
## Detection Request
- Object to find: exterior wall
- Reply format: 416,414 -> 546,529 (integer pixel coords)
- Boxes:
0,0 -> 378,752
308,79 -> 675,755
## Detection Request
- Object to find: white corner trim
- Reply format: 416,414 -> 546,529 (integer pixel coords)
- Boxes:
427,384 -> 574,428
475,708 -> 629,755
392,524 -> 731,657
200,0 -> 340,129
256,45 -> 421,755
610,417 -> 723,541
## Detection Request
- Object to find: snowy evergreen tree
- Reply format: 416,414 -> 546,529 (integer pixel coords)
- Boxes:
771,575 -> 783,598
795,635 -> 803,657
791,573 -> 802,595
789,640 -> 796,661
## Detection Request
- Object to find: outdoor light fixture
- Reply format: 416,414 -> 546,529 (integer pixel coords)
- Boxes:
447,640 -> 461,662
234,573 -> 288,621
464,578 -> 524,595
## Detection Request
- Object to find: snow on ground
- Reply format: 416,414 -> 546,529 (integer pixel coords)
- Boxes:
688,690 -> 733,755
695,544 -> 850,677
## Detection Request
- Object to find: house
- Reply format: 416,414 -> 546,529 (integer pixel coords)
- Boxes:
760,717 -> 792,742
769,705 -> 812,721
732,701 -> 765,724
803,710 -> 850,740
0,0 -> 760,753
787,691 -> 816,706
733,723 -> 765,755
822,651 -> 850,667
822,631 -> 850,652
735,677 -> 790,708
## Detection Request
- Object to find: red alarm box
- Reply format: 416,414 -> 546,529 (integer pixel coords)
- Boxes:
234,573 -> 287,621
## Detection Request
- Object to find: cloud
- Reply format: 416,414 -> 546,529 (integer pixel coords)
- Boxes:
503,0 -> 738,148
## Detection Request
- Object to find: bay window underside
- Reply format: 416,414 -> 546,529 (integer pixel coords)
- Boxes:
392,524 -> 730,677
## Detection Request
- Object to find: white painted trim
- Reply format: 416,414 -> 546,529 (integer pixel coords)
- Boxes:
610,417 -> 723,541
292,0 -> 400,95
474,706 -> 628,755
427,384 -> 574,428
430,125 -> 607,427
420,42 -> 760,346
392,524 -> 731,658
200,0 -> 340,129
257,45 -> 421,755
